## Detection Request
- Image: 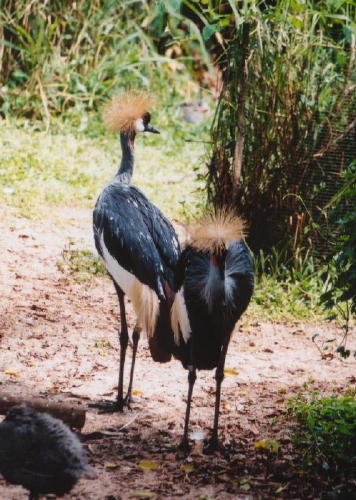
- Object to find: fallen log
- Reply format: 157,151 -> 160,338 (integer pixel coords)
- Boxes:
0,392 -> 86,429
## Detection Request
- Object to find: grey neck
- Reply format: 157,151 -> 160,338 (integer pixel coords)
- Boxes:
115,131 -> 135,183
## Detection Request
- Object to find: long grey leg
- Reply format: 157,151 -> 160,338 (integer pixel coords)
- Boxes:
124,323 -> 141,406
180,366 -> 197,450
115,284 -> 128,411
180,339 -> 196,450
89,283 -> 127,412
209,335 -> 231,450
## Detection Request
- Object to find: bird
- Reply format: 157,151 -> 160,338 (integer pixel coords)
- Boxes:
170,210 -> 254,450
180,101 -> 209,124
93,91 -> 181,412
0,404 -> 95,500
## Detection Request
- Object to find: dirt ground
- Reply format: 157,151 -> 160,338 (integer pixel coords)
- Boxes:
0,207 -> 355,500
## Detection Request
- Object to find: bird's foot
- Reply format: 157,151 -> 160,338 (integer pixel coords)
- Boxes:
122,393 -> 136,409
88,399 -> 125,413
177,437 -> 191,454
89,392 -> 136,413
203,436 -> 223,454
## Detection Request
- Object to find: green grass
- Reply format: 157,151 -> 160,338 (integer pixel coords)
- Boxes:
0,117 -> 207,220
247,247 -> 332,322
249,274 -> 328,322
57,240 -> 107,282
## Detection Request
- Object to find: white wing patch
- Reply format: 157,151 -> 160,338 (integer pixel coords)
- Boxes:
134,118 -> 145,133
100,233 -> 135,296
171,288 -> 191,345
99,233 -> 159,336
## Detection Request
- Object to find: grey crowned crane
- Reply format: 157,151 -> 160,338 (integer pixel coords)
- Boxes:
0,404 -> 95,499
171,211 -> 254,450
93,91 -> 180,412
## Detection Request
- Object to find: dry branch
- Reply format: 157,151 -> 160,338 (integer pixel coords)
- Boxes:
0,391 -> 86,429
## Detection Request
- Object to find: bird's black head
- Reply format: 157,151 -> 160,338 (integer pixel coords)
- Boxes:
134,112 -> 160,134
127,112 -> 160,148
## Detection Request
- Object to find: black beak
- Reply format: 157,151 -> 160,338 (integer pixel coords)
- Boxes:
145,123 -> 160,134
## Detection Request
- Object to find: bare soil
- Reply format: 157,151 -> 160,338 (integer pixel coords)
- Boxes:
0,208 -> 355,500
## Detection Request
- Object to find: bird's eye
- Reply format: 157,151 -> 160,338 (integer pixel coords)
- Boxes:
142,112 -> 151,126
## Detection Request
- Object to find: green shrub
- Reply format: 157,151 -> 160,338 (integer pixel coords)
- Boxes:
289,392 -> 356,472
320,162 -> 356,357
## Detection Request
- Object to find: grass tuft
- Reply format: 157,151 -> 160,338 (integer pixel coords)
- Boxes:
57,241 -> 106,282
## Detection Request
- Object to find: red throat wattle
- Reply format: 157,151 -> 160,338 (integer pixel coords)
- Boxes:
210,255 -> 218,267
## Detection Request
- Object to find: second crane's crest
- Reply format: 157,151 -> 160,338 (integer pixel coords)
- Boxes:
189,209 -> 246,254
103,90 -> 156,132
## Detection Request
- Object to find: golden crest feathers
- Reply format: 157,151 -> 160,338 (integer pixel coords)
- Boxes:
103,90 -> 156,132
189,209 -> 246,254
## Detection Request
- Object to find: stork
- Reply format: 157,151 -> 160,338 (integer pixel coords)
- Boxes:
93,91 -> 180,412
171,210 -> 254,450
0,404 -> 94,500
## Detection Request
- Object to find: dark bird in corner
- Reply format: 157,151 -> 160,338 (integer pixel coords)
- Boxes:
0,404 -> 95,500
93,91 -> 181,412
171,210 -> 254,450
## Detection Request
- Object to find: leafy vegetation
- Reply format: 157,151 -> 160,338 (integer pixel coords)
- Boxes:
0,1 -> 211,220
0,0 -> 200,126
2,0 -> 354,251
289,391 -> 356,475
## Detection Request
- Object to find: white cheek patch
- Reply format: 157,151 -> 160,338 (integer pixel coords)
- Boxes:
134,118 -> 145,133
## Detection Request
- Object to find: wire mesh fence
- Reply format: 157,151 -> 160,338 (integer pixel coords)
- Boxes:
303,93 -> 355,258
